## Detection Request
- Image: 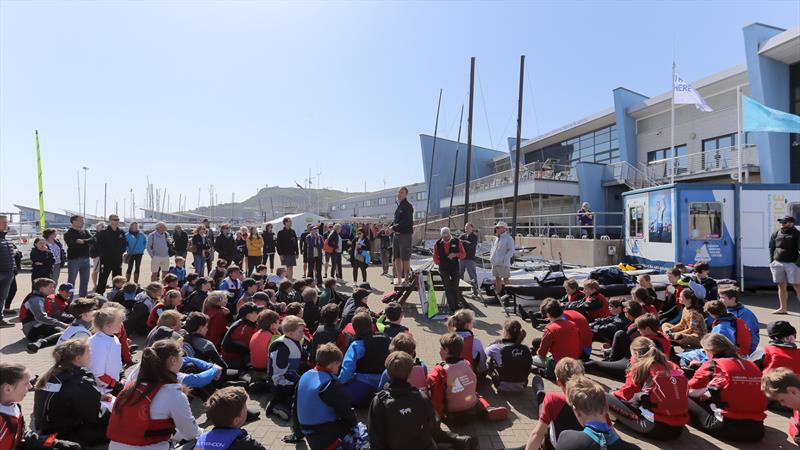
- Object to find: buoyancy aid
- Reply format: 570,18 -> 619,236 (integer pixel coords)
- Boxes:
497,342 -> 533,383
194,428 -> 244,450
297,369 -> 339,431
790,409 -> 799,442
457,330 -> 475,367
639,363 -> 689,426
707,358 -> 767,422
581,422 -> 620,449
18,293 -> 38,323
435,238 -> 461,273
763,342 -> 800,373
355,334 -> 391,374
107,384 -> 176,445
408,363 -> 428,393
587,293 -> 611,320
0,404 -> 26,450
713,316 -> 752,356
442,360 -> 478,413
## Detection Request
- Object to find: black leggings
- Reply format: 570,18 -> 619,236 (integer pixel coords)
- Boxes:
608,329 -> 633,362
26,325 -> 62,347
352,260 -> 367,283
583,358 -> 629,381
247,256 -> 261,276
125,254 -> 143,279
263,254 -> 275,271
606,394 -> 683,440
687,398 -> 765,442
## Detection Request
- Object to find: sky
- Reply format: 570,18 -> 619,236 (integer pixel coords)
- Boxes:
1,0 -> 798,219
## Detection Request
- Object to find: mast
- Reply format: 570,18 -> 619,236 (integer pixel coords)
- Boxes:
422,88 -> 443,242
447,105 -> 464,229
670,62 -> 676,184
511,55 -> 525,237
463,57 -> 476,225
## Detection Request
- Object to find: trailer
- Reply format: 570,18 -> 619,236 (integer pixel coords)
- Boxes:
622,183 -> 800,287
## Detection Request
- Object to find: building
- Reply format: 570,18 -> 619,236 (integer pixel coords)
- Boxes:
328,182 -> 428,221
426,23 -> 799,237
14,204 -> 111,229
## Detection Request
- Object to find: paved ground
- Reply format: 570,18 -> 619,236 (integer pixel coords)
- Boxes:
1,256 -> 799,450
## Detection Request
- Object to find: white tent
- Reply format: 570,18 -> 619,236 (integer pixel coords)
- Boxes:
266,212 -> 328,228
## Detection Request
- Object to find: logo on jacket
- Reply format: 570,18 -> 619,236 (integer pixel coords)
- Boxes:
399,408 -> 412,415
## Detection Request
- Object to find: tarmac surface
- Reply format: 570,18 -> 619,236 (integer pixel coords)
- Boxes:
1,254 -> 799,450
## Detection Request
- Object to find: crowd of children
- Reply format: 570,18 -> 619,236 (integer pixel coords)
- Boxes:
2,257 -> 800,450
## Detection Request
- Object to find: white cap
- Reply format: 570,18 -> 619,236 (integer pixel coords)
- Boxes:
495,221 -> 508,228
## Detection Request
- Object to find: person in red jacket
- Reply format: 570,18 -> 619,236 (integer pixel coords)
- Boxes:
202,291 -> 231,351
631,287 -> 658,315
762,321 -> 800,375
146,289 -> 182,330
532,299 -> 582,379
687,332 -> 767,442
250,308 -> 280,372
562,309 -> 592,361
606,337 -> 688,440
221,304 -> 261,368
761,367 -> 800,446
563,279 -> 610,322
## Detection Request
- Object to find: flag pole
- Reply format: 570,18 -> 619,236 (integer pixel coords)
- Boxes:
670,62 -> 676,185
447,104 -> 464,229
422,88 -> 443,244
35,131 -> 45,232
736,85 -> 744,290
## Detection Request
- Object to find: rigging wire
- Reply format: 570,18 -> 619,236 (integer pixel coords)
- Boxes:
475,66 -> 495,150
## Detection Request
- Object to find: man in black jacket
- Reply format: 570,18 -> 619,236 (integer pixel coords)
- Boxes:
63,215 -> 95,297
202,218 -> 216,273
300,224 -> 312,278
770,215 -> 800,314
388,187 -> 414,285
0,215 -> 16,327
276,217 -> 299,280
214,224 -> 237,265
94,214 -> 127,294
172,225 -> 189,259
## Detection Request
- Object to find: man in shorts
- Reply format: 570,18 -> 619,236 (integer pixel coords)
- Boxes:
490,221 -> 514,297
388,187 -> 414,285
147,222 -> 172,281
769,215 -> 800,314
277,217 -> 299,280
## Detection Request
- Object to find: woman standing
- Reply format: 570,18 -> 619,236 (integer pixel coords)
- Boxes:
125,222 -> 147,284
43,229 -> 66,285
191,226 -> 209,277
349,230 -> 369,284
246,226 -> 264,277
261,223 -> 276,271
90,222 -> 106,291
234,229 -> 246,270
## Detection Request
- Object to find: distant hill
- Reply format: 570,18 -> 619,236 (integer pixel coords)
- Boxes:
188,186 -> 355,221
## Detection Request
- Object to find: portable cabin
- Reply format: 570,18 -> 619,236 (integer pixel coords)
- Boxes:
622,183 -> 800,287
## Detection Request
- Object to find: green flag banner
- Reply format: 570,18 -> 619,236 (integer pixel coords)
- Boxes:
427,272 -> 439,319
35,131 -> 45,232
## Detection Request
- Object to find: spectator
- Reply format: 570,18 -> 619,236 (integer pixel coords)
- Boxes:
63,214 -> 94,297
90,222 -> 106,291
147,222 -> 173,282
433,227 -> 466,312
94,215 -> 127,294
246,226 -> 264,277
460,222 -> 480,296
349,230 -> 370,284
378,223 -> 392,276
305,226 -> 324,285
769,215 -> 800,314
191,225 -> 211,277
389,186 -> 414,285
42,228 -> 65,285
202,218 -> 216,274
30,238 -> 55,283
489,221 -> 515,297
326,223 -> 344,281
214,224 -> 237,269
276,217 -> 299,280
300,224 -> 312,278
124,222 -> 146,284
261,223 -> 276,271
577,201 -> 595,239
172,224 -> 189,259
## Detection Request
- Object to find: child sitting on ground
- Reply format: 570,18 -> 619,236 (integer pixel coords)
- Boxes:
211,258 -> 228,287
630,287 -> 657,315
761,321 -> 800,374
658,268 -> 684,325
532,299 -> 582,379
168,256 -> 187,287
147,289 -> 183,330
181,273 -> 199,299
451,309 -> 488,376
662,288 -> 706,348
183,277 -> 212,313
267,315 -> 309,421
377,333 -> 429,393
184,386 -> 265,450
309,303 -> 347,364
340,312 -> 392,406
162,273 -> 180,293
591,299 -> 629,344
20,278 -> 69,354
249,309 -> 281,384
236,278 -> 258,311
202,291 -> 231,350
127,282 -> 163,336
182,312 -> 227,370
57,297 -> 98,344
718,287 -> 759,355
277,280 -> 295,304
761,367 -> 800,446
221,304 -> 261,369
691,262 -> 717,300
679,301 -> 750,368
44,283 -> 74,324
317,277 -> 339,308
562,278 -> 585,303
636,274 -> 658,309
107,276 -> 127,301
563,279 -> 610,322
302,287 -> 321,331
487,319 -> 532,392
89,305 -> 126,395
112,281 -> 140,309
378,301 -> 409,339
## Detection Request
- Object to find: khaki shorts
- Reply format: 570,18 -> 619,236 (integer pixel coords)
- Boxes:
392,233 -> 412,261
151,256 -> 171,273
492,265 -> 511,279
770,260 -> 799,285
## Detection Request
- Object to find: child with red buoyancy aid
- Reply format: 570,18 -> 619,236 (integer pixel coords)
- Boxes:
605,337 -> 688,440
147,289 -> 182,331
555,377 -> 641,450
450,309 -> 488,376
762,321 -> 800,374
89,305 -> 126,395
562,309 -> 593,361
45,284 -> 74,324
564,279 -> 611,322
309,304 -> 347,366
531,299 -> 582,379
561,278 -> 585,304
487,319 -> 532,392
181,387 -> 265,450
283,302 -> 314,342
662,288 -> 706,349
0,362 -> 82,450
20,278 -> 69,354
221,304 -> 261,369
201,291 -> 230,351
718,287 -> 760,355
249,309 -> 280,385
687,332 -> 767,443
630,287 -> 657,316
377,333 -> 429,393
428,332 -> 507,425
107,340 -> 200,449
679,301 -> 749,369
761,368 -> 800,446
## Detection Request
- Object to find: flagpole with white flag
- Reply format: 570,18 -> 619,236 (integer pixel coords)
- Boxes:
672,67 -> 714,185
736,85 -> 744,290
670,62 -> 676,184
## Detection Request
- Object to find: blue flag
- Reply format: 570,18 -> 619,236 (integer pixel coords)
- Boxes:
743,95 -> 800,133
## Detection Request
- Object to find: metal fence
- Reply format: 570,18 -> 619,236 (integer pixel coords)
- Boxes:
487,211 -> 625,239
449,161 -> 577,198
643,144 -> 758,183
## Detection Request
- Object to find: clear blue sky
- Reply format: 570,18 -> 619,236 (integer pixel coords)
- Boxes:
1,1 -> 797,218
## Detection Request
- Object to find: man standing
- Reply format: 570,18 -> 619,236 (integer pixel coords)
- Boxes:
576,202 -> 594,239
300,223 -> 312,278
489,221 -> 515,298
769,215 -> 800,314
147,222 -> 172,281
305,226 -> 324,285
388,187 -> 414,285
0,215 -> 16,327
172,225 -> 189,259
378,224 -> 392,277
327,223 -> 344,281
202,218 -> 216,273
277,217 -> 299,279
63,215 -> 94,296
433,227 -> 466,312
214,224 -> 237,265
460,222 -> 480,296
94,214 -> 127,294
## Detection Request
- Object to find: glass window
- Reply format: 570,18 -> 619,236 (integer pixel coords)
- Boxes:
689,202 -> 723,240
609,139 -> 619,149
609,129 -> 617,141
610,150 -> 620,162
595,132 -> 610,144
416,191 -> 426,201
718,135 -> 733,149
378,198 -> 387,205
629,206 -> 644,238
595,141 -> 610,152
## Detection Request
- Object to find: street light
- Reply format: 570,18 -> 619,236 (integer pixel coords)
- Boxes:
82,167 -> 89,218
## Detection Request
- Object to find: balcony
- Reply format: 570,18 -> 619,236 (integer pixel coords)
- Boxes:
643,144 -> 759,184
441,160 -> 578,208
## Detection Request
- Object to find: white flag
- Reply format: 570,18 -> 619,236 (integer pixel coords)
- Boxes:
673,71 -> 712,112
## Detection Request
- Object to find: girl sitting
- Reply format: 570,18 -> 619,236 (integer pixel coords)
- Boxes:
662,288 -> 706,349
486,319 -> 533,392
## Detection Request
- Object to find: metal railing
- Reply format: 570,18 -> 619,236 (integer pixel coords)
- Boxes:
487,211 -> 625,239
606,161 -> 656,189
644,144 -> 758,183
449,161 -> 577,198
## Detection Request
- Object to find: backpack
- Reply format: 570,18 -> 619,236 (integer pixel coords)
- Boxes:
589,267 -> 634,286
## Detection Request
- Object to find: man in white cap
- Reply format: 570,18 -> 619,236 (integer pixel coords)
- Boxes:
490,221 -> 515,297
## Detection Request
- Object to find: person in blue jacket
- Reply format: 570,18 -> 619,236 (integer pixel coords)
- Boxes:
124,222 -> 147,284
339,311 -> 391,406
679,300 -> 745,369
182,387 -> 265,450
717,286 -> 759,355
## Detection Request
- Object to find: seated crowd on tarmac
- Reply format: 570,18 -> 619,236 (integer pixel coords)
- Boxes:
1,213 -> 800,450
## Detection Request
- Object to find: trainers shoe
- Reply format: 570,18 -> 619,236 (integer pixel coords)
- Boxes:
3,309 -> 17,316
486,406 -> 508,421
245,406 -> 261,422
452,435 -> 477,450
26,342 -> 40,354
0,319 -> 14,328
269,405 -> 290,421
532,375 -> 545,404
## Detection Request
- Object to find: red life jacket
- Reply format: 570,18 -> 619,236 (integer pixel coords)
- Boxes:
707,358 -> 767,422
763,344 -> 800,374
790,409 -> 799,442
107,384 -> 176,445
408,364 -> 428,394
17,293 -> 37,323
458,332 -> 475,368
45,294 -> 69,318
0,404 -> 26,450
586,293 -> 611,320
640,363 -> 689,426
443,360 -> 478,413
562,310 -> 592,350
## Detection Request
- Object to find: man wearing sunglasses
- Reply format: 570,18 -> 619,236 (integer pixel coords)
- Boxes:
94,214 -> 127,294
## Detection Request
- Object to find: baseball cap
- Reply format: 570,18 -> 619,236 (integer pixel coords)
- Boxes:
58,283 -> 74,293
767,320 -> 797,340
357,282 -> 372,291
777,216 -> 796,224
238,303 -> 264,318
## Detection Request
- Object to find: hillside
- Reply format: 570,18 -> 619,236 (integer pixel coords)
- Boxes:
188,186 -> 355,220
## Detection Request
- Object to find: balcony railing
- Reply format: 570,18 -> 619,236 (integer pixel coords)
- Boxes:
606,161 -> 656,190
643,144 -> 758,183
449,161 -> 576,198
488,212 -> 625,239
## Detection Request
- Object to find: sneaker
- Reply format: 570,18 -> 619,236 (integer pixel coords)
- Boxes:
517,305 -> 529,321
128,344 -> 139,353
0,319 -> 13,328
282,433 -> 304,444
532,375 -> 545,404
486,406 -> 508,421
452,435 -> 477,450
26,342 -> 40,354
245,406 -> 261,422
3,309 -> 17,316
269,405 -> 290,421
